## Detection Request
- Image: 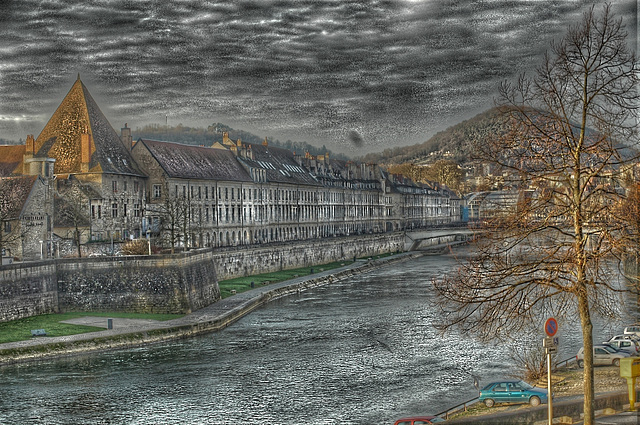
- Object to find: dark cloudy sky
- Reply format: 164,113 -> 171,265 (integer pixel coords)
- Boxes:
0,1 -> 636,156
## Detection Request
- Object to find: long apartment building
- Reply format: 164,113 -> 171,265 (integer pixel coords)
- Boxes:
0,77 -> 460,259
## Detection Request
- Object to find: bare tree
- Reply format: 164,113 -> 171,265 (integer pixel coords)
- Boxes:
433,5 -> 638,423
150,179 -> 189,254
0,178 -> 31,260
424,159 -> 463,192
56,179 -> 92,258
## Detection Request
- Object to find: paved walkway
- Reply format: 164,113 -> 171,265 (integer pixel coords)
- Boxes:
0,254 -> 419,354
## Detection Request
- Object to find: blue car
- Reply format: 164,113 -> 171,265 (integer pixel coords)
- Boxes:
479,380 -> 548,408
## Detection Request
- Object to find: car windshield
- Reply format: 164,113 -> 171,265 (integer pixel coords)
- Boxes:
602,345 -> 618,353
518,381 -> 533,390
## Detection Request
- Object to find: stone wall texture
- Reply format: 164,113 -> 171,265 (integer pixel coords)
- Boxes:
212,233 -> 404,280
0,261 -> 58,322
0,233 -> 403,322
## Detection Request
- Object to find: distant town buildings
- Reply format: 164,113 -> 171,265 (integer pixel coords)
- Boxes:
0,77 -> 461,261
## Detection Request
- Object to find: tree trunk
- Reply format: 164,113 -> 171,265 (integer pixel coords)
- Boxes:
578,289 -> 594,425
75,228 -> 82,258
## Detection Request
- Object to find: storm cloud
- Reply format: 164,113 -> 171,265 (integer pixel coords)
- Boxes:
0,0 -> 635,155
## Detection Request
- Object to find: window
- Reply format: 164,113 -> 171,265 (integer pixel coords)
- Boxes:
112,180 -> 118,192
3,221 -> 11,233
123,181 -> 128,191
134,203 -> 141,217
112,203 -> 118,218
153,185 -> 162,198
97,205 -> 102,218
134,181 -> 139,192
123,203 -> 127,217
494,383 -> 508,392
91,205 -> 96,219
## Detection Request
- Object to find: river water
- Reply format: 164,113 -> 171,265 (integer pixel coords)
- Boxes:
0,251 -> 635,425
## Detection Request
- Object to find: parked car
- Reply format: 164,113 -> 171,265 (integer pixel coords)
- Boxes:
624,326 -> 640,338
479,380 -> 548,408
603,338 -> 640,356
393,416 -> 445,425
608,334 -> 640,343
576,345 -> 630,368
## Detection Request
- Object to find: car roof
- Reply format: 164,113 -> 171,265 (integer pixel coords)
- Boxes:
486,380 -> 522,384
395,416 -> 437,421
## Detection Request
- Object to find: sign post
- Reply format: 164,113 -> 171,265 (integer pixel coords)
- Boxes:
544,318 -> 558,425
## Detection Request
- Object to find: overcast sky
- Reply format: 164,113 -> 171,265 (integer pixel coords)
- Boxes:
0,0 -> 636,156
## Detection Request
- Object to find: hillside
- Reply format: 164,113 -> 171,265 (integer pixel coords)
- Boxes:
361,107 -> 509,166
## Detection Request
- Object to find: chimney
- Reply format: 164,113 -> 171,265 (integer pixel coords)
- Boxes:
222,132 -> 232,146
121,123 -> 133,148
25,134 -> 35,155
81,128 -> 92,172
23,134 -> 35,172
262,137 -> 268,147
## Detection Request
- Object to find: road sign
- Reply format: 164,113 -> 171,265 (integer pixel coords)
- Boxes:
545,317 -> 558,337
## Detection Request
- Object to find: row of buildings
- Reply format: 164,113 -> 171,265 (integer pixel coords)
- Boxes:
0,77 -> 462,261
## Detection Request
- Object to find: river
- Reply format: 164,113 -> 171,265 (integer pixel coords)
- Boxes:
0,250 -> 635,425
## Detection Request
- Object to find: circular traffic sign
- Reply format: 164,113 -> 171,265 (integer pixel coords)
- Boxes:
545,317 -> 558,337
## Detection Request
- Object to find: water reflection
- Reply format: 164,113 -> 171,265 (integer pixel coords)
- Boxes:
0,252 -> 634,425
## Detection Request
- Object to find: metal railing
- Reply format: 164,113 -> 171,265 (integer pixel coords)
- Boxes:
434,396 -> 480,420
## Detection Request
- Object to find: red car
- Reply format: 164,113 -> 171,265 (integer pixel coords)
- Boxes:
394,416 -> 445,425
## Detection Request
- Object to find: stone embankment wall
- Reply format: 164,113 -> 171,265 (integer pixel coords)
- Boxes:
0,233 -> 404,322
0,262 -> 58,322
0,250 -> 221,322
213,233 -> 404,280
56,250 -> 220,314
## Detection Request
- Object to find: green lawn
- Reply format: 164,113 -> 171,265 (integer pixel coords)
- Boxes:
0,312 -> 183,344
218,253 -> 395,298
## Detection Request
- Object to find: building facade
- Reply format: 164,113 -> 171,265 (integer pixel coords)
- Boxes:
2,78 -> 462,257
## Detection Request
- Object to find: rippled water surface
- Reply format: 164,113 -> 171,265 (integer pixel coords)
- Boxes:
1,252 -> 634,424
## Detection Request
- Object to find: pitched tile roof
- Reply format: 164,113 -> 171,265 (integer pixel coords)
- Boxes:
0,175 -> 38,219
138,139 -> 253,182
240,143 -> 321,186
34,77 -> 144,177
0,145 -> 25,177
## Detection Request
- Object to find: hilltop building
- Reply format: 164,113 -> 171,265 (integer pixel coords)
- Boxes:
1,77 -> 461,259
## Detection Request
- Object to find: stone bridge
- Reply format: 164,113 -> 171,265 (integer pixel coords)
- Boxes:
404,228 -> 476,252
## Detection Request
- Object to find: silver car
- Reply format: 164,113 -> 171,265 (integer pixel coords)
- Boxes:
576,345 -> 630,368
604,337 -> 640,356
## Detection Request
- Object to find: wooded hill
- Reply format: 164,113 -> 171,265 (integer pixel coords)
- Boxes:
361,108 -> 509,166
131,123 -> 348,160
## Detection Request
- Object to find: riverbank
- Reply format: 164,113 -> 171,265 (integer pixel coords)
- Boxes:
446,364 -> 640,423
0,251 -> 424,365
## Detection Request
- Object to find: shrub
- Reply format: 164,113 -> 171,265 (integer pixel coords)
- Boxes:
121,239 -> 150,255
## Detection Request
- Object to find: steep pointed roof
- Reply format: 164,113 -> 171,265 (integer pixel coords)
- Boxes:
34,77 -> 144,176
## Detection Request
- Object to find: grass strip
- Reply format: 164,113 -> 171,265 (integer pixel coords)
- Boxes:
0,312 -> 183,344
218,253 -> 395,298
